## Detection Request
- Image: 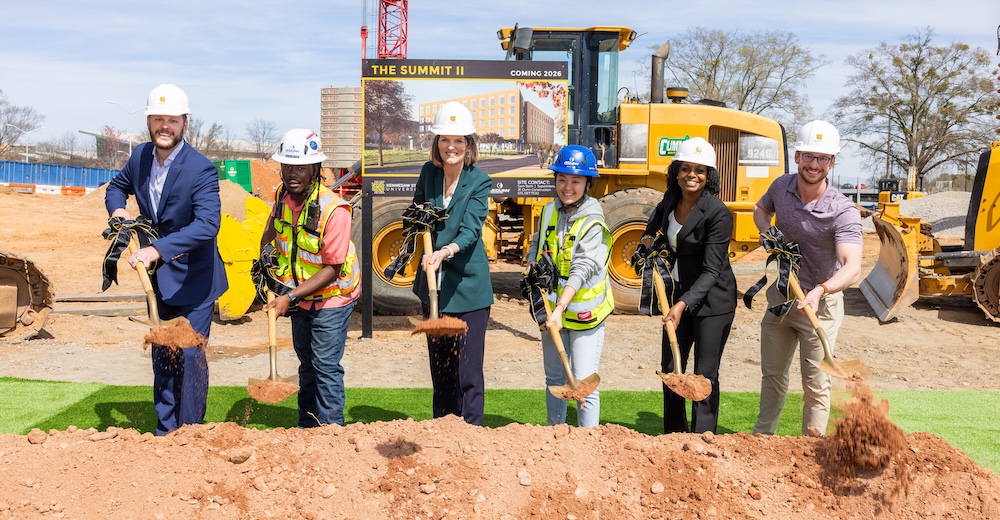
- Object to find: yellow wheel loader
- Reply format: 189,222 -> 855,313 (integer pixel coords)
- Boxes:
861,141 -> 1000,322
355,25 -> 789,315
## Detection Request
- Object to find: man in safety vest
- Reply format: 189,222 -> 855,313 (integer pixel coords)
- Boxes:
525,145 -> 614,427
260,128 -> 360,427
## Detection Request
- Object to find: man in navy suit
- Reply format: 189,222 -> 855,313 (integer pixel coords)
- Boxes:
105,84 -> 228,435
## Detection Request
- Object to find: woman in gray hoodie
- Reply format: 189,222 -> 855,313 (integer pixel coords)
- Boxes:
526,145 -> 614,427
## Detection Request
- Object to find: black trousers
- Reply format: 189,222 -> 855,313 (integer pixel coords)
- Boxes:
662,311 -> 734,434
424,306 -> 490,426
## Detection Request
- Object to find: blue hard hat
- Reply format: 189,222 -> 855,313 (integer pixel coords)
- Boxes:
549,145 -> 599,178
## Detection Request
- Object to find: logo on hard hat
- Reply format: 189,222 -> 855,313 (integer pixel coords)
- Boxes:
158,96 -> 166,103
449,115 -> 456,122
815,133 -> 823,141
695,146 -> 702,153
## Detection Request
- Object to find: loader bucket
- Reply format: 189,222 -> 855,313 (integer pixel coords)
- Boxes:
860,214 -> 919,322
217,197 -> 270,321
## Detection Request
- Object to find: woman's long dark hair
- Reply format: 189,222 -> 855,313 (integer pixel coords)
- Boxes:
665,160 -> 721,196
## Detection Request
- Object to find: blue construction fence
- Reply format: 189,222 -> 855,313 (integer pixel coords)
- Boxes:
0,160 -> 119,188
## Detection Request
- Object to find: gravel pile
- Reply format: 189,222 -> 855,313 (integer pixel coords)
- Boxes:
861,190 -> 971,238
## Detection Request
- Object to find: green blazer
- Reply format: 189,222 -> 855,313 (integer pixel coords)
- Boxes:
411,162 -> 495,313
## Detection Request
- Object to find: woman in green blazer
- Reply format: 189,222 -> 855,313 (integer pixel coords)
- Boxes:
413,102 -> 494,425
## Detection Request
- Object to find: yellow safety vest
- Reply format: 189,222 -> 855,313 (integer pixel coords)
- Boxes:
273,183 -> 360,300
536,203 -> 614,329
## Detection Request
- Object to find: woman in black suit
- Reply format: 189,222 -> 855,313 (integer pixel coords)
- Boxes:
639,137 -> 737,434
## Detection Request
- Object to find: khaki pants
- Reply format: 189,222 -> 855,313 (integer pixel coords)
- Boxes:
753,283 -> 844,436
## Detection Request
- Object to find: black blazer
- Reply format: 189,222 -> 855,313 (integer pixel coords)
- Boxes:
644,189 -> 737,317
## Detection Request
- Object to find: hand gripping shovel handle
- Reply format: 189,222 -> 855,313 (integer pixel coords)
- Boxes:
652,269 -> 683,376
422,232 -> 440,320
127,233 -> 161,327
541,291 -> 579,388
787,272 -> 871,381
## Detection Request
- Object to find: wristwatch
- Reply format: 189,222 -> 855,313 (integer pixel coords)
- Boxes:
287,292 -> 299,304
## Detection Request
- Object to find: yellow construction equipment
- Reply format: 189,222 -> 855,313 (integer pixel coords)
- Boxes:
0,250 -> 54,339
861,140 -> 1000,322
217,196 -> 271,320
355,25 -> 788,315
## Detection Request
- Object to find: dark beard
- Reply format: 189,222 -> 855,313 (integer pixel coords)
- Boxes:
151,131 -> 183,150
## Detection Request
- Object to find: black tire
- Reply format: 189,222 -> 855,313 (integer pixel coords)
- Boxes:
599,188 -> 664,314
351,198 -> 423,316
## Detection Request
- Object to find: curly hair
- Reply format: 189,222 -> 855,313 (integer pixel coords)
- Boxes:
665,159 -> 721,196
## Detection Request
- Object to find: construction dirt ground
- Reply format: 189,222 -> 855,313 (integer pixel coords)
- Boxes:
2,185 -> 999,518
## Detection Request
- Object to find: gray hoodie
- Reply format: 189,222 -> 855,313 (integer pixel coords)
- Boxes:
527,195 -> 610,293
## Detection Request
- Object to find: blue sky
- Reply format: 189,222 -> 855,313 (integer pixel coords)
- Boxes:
1,0 -> 996,180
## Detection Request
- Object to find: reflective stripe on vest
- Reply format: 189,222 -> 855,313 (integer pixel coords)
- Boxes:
273,183 -> 360,300
536,203 -> 614,329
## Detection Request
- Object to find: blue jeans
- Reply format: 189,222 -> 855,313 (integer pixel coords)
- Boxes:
541,324 -> 604,427
290,300 -> 356,427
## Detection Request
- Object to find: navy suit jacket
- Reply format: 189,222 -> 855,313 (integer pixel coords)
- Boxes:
644,189 -> 737,317
411,162 -> 494,313
105,141 -> 228,307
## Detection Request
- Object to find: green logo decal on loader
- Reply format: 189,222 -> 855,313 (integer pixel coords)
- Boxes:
657,136 -> 691,157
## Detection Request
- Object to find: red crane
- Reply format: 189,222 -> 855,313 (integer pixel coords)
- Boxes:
361,0 -> 408,60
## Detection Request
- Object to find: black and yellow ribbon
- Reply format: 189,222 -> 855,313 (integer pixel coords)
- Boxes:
634,234 -> 678,316
519,251 -> 557,327
101,216 -> 159,292
742,226 -> 802,316
383,202 -> 449,281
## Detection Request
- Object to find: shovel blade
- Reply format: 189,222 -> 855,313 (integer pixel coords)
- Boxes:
809,358 -> 873,382
547,373 -> 600,401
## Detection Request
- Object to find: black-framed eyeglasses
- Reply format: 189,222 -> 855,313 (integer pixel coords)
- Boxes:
800,153 -> 833,166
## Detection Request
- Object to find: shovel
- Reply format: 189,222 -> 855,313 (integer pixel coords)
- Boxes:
541,291 -> 600,401
248,291 -> 299,403
651,269 -> 712,401
410,231 -> 468,337
126,233 -> 190,330
787,272 -> 873,382
125,233 -> 205,350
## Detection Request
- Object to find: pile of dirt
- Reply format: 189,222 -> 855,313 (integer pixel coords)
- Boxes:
73,179 -> 255,223
250,159 -> 281,200
2,407 -> 998,519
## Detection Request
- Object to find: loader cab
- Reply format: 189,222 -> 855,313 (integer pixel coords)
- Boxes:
498,25 -> 636,165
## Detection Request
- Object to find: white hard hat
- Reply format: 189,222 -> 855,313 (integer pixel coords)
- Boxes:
430,102 -> 476,136
794,120 -> 841,155
272,128 -> 327,165
144,84 -> 191,116
674,137 -> 717,169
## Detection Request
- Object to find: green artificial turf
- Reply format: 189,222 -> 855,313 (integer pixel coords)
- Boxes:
1,377 -> 995,474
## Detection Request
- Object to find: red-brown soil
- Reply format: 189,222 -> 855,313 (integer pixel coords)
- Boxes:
3,189 -> 1000,518
2,399 -> 998,519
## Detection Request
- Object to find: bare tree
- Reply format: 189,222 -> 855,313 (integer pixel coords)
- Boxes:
364,81 -> 412,167
831,28 -> 999,190
220,124 -> 241,160
0,89 -> 46,160
245,118 -> 278,160
635,28 -> 827,129
97,125 -> 127,170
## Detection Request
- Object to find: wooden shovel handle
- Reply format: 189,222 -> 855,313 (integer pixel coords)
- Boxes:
541,290 -> 579,388
652,269 -> 683,376
421,231 -> 438,292
126,234 -> 155,294
266,291 -> 277,347
787,272 -> 823,330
